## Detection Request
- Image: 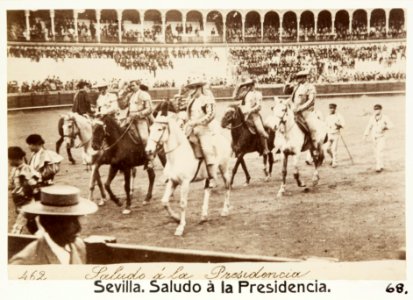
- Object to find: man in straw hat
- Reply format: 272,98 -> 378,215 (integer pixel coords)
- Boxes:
184,77 -> 218,188
127,79 -> 155,168
283,69 -> 320,156
364,104 -> 393,172
94,80 -> 118,117
9,185 -> 98,265
233,76 -> 269,155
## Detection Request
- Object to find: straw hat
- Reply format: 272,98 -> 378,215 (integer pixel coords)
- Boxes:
295,70 -> 310,77
185,76 -> 207,89
93,80 -> 108,89
21,185 -> 98,216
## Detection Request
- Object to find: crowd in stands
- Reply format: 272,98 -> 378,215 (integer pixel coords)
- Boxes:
7,45 -> 220,72
230,43 -> 406,85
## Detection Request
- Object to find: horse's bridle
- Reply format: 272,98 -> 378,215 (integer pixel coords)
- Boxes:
96,118 -> 134,152
274,106 -> 288,133
224,107 -> 245,130
147,122 -> 169,155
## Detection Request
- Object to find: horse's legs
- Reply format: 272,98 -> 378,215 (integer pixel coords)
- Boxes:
268,152 -> 274,177
95,167 -> 107,203
263,153 -> 270,182
311,144 -> 322,186
143,167 -> 155,205
218,165 -> 231,217
122,168 -> 132,214
231,155 -> 247,186
88,164 -> 97,202
105,165 -> 122,207
161,180 -> 180,221
130,167 -> 137,195
292,153 -> 306,188
175,180 -> 189,236
200,180 -> 211,223
66,143 -> 76,164
277,152 -> 289,198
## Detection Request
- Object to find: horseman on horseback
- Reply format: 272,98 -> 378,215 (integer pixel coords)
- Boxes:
94,80 -> 118,117
184,78 -> 218,188
283,69 -> 322,158
233,76 -> 269,155
127,79 -> 155,169
72,80 -> 93,117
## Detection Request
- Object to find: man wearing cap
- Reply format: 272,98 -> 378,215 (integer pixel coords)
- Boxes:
364,104 -> 393,172
128,80 -> 154,168
325,103 -> 345,167
94,80 -> 118,117
72,80 -> 92,116
234,77 -> 269,155
184,78 -> 218,187
9,185 -> 98,265
284,70 -> 320,155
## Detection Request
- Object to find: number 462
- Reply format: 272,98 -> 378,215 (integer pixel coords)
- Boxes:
386,283 -> 408,294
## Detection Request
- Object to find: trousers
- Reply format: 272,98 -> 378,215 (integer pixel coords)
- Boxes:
326,133 -> 339,165
192,125 -> 216,165
374,136 -> 385,170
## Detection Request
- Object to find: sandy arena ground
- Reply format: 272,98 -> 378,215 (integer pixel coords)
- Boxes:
7,94 -> 405,261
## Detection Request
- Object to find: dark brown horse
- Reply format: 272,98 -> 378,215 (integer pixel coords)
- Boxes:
221,104 -> 275,186
91,115 -> 166,214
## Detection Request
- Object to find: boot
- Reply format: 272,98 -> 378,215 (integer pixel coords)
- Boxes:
206,164 -> 217,188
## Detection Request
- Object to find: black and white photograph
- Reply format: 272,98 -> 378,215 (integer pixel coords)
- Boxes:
2,0 -> 410,294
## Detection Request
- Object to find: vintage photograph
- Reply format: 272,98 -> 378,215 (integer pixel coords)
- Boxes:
6,2 -> 406,278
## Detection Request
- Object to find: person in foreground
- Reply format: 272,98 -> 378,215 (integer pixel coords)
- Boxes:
9,185 -> 98,265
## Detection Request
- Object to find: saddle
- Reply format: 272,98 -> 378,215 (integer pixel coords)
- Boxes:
245,116 -> 257,135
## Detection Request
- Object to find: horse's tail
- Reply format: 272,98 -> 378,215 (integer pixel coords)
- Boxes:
265,126 -> 275,151
314,142 -> 325,167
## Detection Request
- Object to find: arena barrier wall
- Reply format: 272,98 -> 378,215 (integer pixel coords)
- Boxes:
8,234 -> 300,263
7,81 -> 405,111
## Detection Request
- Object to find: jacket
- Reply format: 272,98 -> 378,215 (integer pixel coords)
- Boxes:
9,236 -> 87,265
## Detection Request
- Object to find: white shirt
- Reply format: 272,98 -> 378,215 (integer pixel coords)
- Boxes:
364,114 -> 393,139
326,112 -> 345,134
43,232 -> 71,264
96,92 -> 118,115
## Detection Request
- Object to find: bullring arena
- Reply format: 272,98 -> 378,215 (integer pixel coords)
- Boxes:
7,7 -> 406,263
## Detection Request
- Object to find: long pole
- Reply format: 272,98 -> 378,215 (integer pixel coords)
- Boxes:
339,132 -> 354,164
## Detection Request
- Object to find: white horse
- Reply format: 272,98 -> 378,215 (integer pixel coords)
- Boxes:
145,114 -> 232,236
268,99 -> 327,198
61,112 -> 95,168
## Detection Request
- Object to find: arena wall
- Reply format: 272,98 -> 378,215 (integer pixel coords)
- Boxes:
7,81 -> 406,110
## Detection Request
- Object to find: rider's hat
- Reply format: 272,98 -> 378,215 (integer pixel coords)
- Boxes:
374,104 -> 382,110
295,69 -> 310,78
93,80 -> 108,89
185,76 -> 207,89
237,76 -> 256,88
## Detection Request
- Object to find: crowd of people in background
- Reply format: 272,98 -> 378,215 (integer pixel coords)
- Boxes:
7,74 -> 231,93
230,43 -> 406,85
7,42 -> 406,93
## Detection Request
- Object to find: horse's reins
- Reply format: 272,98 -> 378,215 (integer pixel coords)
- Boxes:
99,119 -> 135,152
224,108 -> 245,130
